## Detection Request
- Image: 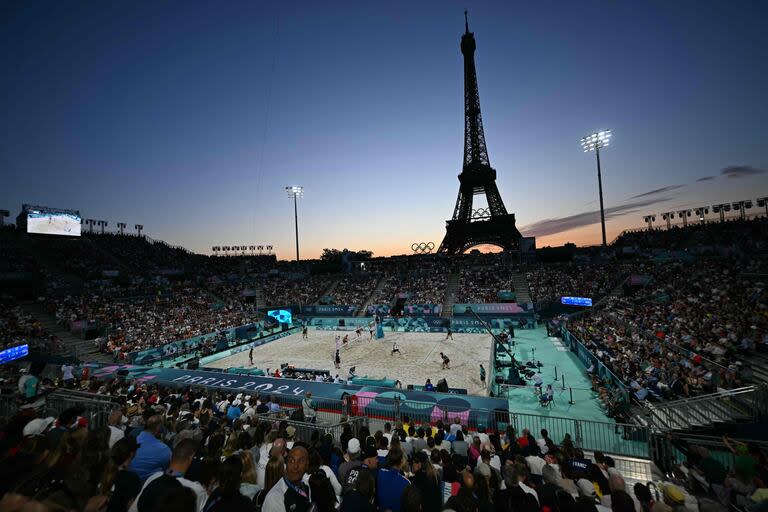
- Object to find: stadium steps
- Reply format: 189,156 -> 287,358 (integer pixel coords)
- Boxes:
510,273 -> 532,304
20,302 -> 110,362
441,270 -> 461,318
315,277 -> 341,305
81,236 -> 135,273
736,351 -> 768,385
644,386 -> 762,432
357,275 -> 389,317
24,238 -> 85,291
254,288 -> 265,309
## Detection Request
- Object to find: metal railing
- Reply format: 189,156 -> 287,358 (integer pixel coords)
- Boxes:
644,385 -> 766,432
507,411 -> 649,458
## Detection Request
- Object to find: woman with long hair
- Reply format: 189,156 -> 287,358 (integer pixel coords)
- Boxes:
203,456 -> 252,512
101,437 -> 141,512
410,452 -> 441,512
308,470 -> 338,512
238,450 -> 260,499
253,455 -> 284,511
303,449 -> 342,498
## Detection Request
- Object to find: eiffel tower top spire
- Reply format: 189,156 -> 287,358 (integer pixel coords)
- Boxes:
461,10 -> 490,169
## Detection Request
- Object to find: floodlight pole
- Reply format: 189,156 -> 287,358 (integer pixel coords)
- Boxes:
595,146 -> 607,247
286,186 -> 303,262
293,194 -> 299,261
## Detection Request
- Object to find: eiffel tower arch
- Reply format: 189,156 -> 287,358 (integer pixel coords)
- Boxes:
438,12 -> 522,255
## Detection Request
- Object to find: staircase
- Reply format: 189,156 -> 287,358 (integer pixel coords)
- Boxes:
254,288 -> 265,309
441,270 -> 461,318
736,351 -> 768,386
82,236 -> 134,273
21,302 -> 112,362
510,273 -> 532,304
643,386 -> 767,432
357,275 -> 389,317
315,277 -> 341,305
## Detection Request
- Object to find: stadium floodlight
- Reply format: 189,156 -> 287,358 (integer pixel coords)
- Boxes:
266,245 -> 273,255
643,215 -> 656,230
693,206 -> 709,223
661,211 -> 675,230
257,245 -> 264,255
757,197 -> 768,217
117,222 -> 126,235
732,200 -> 752,220
676,209 -> 692,227
580,130 -> 612,247
0,209 -> 9,226
134,224 -> 144,236
286,186 -> 304,261
711,203 -> 730,222
85,219 -> 95,233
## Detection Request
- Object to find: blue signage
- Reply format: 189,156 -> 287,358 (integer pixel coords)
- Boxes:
268,309 -> 293,324
561,296 -> 593,307
0,344 -> 29,364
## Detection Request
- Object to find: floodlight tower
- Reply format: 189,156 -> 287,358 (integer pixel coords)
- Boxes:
757,197 -> 768,217
580,130 -> 612,247
676,209 -> 692,227
135,224 -> 144,236
117,222 -> 126,235
661,212 -> 675,230
643,215 -> 656,230
286,186 -> 304,261
711,203 -> 730,222
694,206 -> 709,223
732,200 -> 752,220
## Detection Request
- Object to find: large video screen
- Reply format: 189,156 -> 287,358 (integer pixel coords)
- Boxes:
0,344 -> 29,365
27,210 -> 81,236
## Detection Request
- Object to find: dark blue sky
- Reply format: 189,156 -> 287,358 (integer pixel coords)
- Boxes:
1,0 -> 767,257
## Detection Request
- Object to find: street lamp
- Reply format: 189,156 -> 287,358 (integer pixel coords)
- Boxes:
580,130 -> 612,247
286,186 -> 304,261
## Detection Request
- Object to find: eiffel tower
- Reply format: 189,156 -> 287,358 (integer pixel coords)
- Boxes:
438,12 -> 522,254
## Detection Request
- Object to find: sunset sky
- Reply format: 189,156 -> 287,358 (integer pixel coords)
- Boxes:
1,1 -> 767,259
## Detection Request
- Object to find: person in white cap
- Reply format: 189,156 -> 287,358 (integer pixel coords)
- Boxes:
338,438 -> 362,494
23,417 -> 56,437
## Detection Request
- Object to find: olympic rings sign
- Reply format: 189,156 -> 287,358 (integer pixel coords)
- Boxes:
411,242 -> 435,254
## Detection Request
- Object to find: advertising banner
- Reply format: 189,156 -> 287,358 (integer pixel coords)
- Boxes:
366,304 -> 391,316
300,305 -> 358,316
199,328 -> 299,365
403,304 -> 442,316
497,291 -> 516,301
129,328 -> 236,365
453,303 -> 526,315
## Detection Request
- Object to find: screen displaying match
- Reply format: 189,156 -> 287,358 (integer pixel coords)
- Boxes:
267,309 -> 292,324
0,344 -> 29,365
561,296 -> 593,307
27,210 -> 81,236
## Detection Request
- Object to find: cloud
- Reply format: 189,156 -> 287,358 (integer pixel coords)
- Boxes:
696,176 -> 715,182
521,196 -> 671,238
721,166 -> 767,179
630,185 -> 685,199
